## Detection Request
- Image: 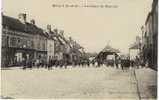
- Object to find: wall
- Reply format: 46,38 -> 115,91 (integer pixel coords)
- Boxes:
129,49 -> 140,61
47,39 -> 55,60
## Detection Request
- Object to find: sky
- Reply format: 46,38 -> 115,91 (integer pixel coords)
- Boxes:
2,0 -> 153,53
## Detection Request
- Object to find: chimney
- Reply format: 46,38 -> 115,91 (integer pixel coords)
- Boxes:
59,30 -> 64,36
47,25 -> 51,32
18,13 -> 27,23
54,28 -> 58,33
30,19 -> 35,25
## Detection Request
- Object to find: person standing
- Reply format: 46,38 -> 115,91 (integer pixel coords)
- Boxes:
92,59 -> 95,67
28,58 -> 33,69
87,59 -> 90,67
135,56 -> 140,69
36,59 -> 40,68
115,56 -> 119,69
48,58 -> 52,70
22,57 -> 26,70
97,58 -> 101,67
121,59 -> 124,71
130,60 -> 134,67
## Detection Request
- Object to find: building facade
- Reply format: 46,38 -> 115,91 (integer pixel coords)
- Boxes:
2,13 -> 85,67
129,43 -> 140,61
2,14 -> 47,67
44,25 -> 55,62
142,0 -> 158,70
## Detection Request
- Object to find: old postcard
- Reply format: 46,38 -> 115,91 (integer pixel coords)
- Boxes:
1,0 -> 158,99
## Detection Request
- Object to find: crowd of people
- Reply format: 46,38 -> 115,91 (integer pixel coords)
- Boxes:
21,55 -> 142,70
93,55 -> 142,70
22,57 -> 92,70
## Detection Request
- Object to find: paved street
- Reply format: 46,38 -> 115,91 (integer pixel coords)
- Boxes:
1,66 -> 157,99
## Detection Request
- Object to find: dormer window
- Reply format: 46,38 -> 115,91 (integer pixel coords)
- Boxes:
18,13 -> 27,24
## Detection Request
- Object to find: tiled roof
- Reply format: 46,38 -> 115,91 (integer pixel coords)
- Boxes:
102,45 -> 120,53
51,31 -> 63,42
2,15 -> 46,37
3,15 -> 25,32
2,14 -> 74,47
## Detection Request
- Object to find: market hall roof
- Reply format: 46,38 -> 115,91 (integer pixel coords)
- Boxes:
2,15 -> 47,37
101,45 -> 120,53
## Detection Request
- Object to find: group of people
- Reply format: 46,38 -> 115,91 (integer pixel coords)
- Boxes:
21,55 -> 142,70
94,55 -> 142,70
22,57 -> 94,70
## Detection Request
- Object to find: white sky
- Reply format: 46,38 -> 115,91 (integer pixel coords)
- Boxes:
2,0 -> 153,53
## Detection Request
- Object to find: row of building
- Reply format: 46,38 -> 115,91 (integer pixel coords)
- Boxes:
129,0 -> 158,70
142,0 -> 158,70
2,13 -> 86,67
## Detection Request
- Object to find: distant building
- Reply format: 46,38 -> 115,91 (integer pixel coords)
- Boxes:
129,43 -> 140,61
68,38 -> 83,65
96,45 -> 120,63
53,29 -> 65,62
44,25 -> 55,62
2,13 -> 85,67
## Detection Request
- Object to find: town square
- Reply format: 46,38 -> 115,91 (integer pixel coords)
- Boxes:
1,0 -> 158,99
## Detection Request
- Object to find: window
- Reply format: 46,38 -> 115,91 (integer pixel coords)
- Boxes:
6,36 -> 9,46
2,35 -> 6,47
26,40 -> 33,49
42,42 -> 45,51
17,38 -> 21,43
15,53 -> 22,62
10,37 -> 16,47
37,41 -> 40,50
23,39 -> 27,48
3,30 -> 6,34
31,41 -> 34,49
17,38 -> 21,48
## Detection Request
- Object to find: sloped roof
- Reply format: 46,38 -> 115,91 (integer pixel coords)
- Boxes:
2,15 -> 46,37
58,34 -> 72,48
52,30 -> 72,47
102,45 -> 120,53
3,15 -> 25,32
51,32 -> 65,45
44,30 -> 56,40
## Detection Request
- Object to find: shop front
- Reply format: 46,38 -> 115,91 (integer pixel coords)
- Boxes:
1,47 -> 35,67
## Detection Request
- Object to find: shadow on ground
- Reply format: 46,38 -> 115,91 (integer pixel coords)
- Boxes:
1,96 -> 14,99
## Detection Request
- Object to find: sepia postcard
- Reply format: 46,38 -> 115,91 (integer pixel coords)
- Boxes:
1,0 -> 158,99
